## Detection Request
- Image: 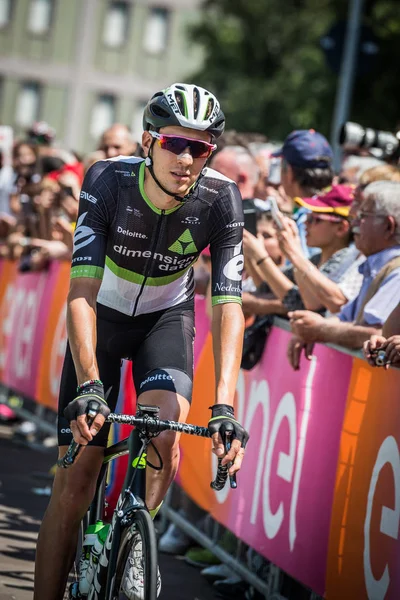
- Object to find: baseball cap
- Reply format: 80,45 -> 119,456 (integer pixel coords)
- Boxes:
294,184 -> 355,217
273,129 -> 333,168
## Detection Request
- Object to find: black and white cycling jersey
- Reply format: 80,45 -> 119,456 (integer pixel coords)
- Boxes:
71,157 -> 244,316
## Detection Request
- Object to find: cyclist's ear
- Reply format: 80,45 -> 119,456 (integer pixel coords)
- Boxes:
141,131 -> 153,156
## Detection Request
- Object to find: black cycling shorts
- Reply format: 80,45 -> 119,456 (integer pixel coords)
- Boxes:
57,300 -> 194,447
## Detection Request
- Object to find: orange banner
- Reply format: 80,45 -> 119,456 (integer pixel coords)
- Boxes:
0,261 -> 18,382
326,359 -> 400,599
35,261 -> 70,410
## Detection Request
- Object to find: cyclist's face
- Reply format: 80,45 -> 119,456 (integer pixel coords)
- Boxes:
142,126 -> 213,197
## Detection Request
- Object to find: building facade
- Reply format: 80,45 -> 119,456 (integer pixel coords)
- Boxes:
0,0 -> 203,153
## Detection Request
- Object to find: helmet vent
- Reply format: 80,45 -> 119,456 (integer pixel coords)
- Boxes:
174,91 -> 187,117
151,105 -> 170,119
204,98 -> 215,120
193,87 -> 200,119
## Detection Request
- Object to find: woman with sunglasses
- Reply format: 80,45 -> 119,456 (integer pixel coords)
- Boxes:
243,185 -> 364,316
34,83 -> 249,600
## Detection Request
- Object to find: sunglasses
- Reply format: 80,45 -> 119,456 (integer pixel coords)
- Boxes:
306,214 -> 345,225
150,131 -> 216,159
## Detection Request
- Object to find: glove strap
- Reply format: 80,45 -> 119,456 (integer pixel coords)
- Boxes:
209,403 -> 235,418
77,379 -> 103,393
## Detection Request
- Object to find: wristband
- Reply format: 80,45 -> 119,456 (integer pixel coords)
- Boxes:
77,379 -> 103,393
256,255 -> 270,266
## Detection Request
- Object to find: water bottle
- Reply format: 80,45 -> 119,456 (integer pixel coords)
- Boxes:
79,521 -> 109,595
83,522 -> 111,592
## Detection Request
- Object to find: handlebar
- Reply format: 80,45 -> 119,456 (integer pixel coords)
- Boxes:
57,410 -> 237,491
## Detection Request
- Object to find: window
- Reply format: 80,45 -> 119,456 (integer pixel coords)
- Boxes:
143,8 -> 169,55
15,82 -> 41,128
0,0 -> 12,29
90,95 -> 116,139
27,0 -> 53,35
103,1 -> 129,48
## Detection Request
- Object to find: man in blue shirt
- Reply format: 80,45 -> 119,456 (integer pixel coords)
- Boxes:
285,181 -> 400,369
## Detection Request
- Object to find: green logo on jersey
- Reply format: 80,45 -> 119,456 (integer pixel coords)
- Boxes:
168,229 -> 198,255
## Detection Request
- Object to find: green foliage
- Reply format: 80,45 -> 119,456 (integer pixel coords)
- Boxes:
186,0 -> 400,141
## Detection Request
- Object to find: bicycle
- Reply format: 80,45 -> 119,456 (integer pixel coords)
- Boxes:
59,401 -> 237,600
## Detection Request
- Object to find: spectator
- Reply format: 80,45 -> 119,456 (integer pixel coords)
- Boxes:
243,185 -> 362,315
209,145 -> 259,200
288,181 -> 400,368
363,300 -> 400,368
26,121 -> 56,147
241,210 -> 287,318
98,123 -> 139,158
248,141 -> 281,202
358,163 -> 400,190
274,129 -> 334,199
339,155 -> 386,185
286,185 -> 364,312
272,129 -> 334,257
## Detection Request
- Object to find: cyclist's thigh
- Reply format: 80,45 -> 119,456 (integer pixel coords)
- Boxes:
57,343 -> 121,447
133,304 -> 194,406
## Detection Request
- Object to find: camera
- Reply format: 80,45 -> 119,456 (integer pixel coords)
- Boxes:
370,349 -> 388,367
339,122 -> 400,159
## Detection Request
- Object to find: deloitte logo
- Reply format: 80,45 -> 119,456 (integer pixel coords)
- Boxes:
168,229 -> 198,255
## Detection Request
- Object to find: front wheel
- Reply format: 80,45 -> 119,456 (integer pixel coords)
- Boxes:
110,509 -> 159,600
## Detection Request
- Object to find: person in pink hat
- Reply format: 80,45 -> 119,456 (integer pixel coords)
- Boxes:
243,184 -> 364,318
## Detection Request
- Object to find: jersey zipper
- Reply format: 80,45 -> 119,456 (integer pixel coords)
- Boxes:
132,209 -> 165,316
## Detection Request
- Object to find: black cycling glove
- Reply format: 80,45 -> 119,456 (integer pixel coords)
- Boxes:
208,404 -> 249,448
64,383 -> 110,423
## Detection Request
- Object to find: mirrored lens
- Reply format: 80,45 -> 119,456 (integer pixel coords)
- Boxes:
160,136 -> 212,159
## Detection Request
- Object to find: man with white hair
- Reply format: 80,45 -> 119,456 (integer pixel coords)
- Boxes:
286,181 -> 400,367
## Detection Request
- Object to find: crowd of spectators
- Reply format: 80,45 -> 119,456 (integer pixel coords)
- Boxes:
2,116 -> 400,599
192,125 -> 400,373
0,121 -> 142,270
1,117 -> 400,368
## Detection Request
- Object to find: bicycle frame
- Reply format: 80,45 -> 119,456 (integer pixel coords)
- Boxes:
61,403 -> 234,599
87,423 -> 151,599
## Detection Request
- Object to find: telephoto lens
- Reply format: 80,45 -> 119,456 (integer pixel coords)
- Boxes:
374,350 -> 387,367
339,122 -> 400,159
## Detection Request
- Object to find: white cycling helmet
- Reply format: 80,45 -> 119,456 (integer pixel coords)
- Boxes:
143,83 -> 225,140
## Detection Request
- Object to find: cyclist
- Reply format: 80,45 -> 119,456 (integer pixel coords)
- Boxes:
34,83 -> 249,600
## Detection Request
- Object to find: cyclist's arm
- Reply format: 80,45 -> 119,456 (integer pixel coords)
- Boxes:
67,278 -> 102,385
212,302 -> 244,405
209,183 -> 244,406
67,160 -> 115,385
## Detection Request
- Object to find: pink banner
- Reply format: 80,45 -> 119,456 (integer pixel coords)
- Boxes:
2,263 -> 63,398
3,269 -> 50,397
225,330 -> 352,594
180,323 -> 353,595
3,261 -> 400,598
